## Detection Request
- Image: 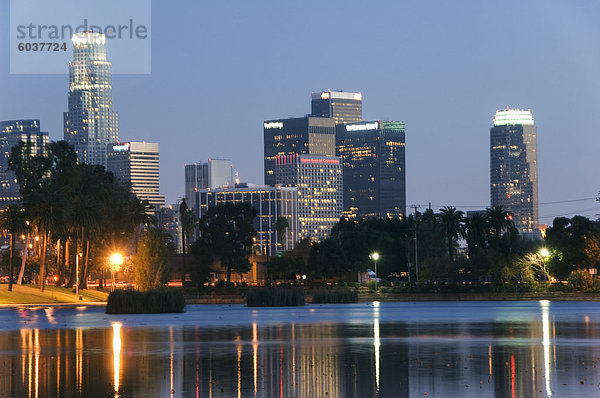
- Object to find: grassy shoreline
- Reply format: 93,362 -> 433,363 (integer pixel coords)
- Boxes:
0,284 -> 108,306
4,285 -> 600,307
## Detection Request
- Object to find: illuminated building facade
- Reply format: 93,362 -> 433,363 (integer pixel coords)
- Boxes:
263,116 -> 335,186
336,121 -> 406,219
64,32 -> 119,167
490,108 -> 538,233
184,159 -> 234,215
0,119 -> 49,205
195,185 -> 298,256
106,142 -> 165,208
311,90 -> 363,124
275,154 -> 343,241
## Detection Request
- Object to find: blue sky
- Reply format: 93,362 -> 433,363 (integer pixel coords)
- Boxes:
1,0 -> 600,223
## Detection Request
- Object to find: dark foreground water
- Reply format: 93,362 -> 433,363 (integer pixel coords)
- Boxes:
0,301 -> 600,397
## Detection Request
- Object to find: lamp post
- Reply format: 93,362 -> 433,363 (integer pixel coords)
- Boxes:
110,253 -> 123,292
538,248 -> 550,281
369,252 -> 380,290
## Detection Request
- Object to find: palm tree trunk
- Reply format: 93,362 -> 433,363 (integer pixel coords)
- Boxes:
17,234 -> 28,285
8,234 -> 14,292
39,232 -> 48,292
55,239 -> 61,285
67,234 -> 78,287
81,239 -> 90,289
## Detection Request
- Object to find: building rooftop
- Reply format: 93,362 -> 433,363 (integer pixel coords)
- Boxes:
493,108 -> 534,126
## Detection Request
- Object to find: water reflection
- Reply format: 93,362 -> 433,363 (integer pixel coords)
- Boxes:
112,322 -> 121,397
3,302 -> 600,397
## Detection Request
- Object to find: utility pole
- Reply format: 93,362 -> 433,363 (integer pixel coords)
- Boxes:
410,205 -> 421,282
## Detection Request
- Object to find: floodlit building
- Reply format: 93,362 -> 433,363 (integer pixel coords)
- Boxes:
263,116 -> 336,186
336,120 -> 406,219
275,154 -> 343,241
0,119 -> 49,205
184,159 -> 234,214
107,141 -> 165,208
311,90 -> 363,124
490,108 -> 538,234
64,32 -> 119,166
195,184 -> 298,256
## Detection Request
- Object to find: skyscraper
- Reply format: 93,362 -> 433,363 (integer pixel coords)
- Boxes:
184,159 -> 234,214
0,120 -> 49,205
336,120 -> 406,219
106,142 -> 165,208
275,154 -> 343,241
490,108 -> 538,233
64,32 -> 119,167
311,90 -> 363,124
263,116 -> 335,186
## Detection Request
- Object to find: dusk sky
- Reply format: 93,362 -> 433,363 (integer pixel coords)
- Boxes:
1,0 -> 599,224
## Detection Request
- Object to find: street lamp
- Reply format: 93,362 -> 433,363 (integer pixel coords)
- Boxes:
538,248 -> 551,282
110,253 -> 123,292
369,252 -> 380,277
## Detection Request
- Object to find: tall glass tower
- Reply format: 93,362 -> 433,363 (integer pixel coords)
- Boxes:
64,32 -> 119,166
490,108 -> 538,234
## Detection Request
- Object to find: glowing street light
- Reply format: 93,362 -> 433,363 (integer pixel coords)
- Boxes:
110,253 -> 123,292
369,252 -> 380,290
539,248 -> 550,259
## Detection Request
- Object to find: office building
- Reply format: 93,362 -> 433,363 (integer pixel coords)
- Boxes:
311,90 -> 363,124
107,142 -> 165,208
195,185 -> 298,256
336,121 -> 406,219
184,159 -> 234,214
490,108 -> 538,233
275,154 -> 343,241
157,204 -> 183,253
64,32 -> 119,166
0,120 -> 49,205
264,116 -> 335,185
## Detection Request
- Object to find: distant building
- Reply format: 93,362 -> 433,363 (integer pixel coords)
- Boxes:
157,204 -> 182,253
263,116 -> 335,186
336,121 -> 406,219
275,154 -> 343,241
106,142 -> 165,208
195,185 -> 298,256
311,90 -> 363,124
184,159 -> 234,214
0,119 -> 49,205
490,108 -> 538,233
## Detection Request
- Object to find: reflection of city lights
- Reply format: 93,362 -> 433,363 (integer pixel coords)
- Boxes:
112,322 -> 122,397
252,322 -> 258,396
373,301 -> 380,394
540,300 -> 552,397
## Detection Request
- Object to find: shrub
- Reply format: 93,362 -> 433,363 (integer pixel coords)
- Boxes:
246,287 -> 305,307
367,280 -> 378,291
311,288 -> 358,304
106,289 -> 185,314
567,269 -> 594,290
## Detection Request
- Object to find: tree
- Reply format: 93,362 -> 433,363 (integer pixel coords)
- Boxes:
275,216 -> 289,251
179,199 -> 197,285
25,181 -> 66,291
437,206 -> 465,260
196,203 -> 257,284
464,213 -> 489,257
134,227 -> 174,291
0,205 -> 29,291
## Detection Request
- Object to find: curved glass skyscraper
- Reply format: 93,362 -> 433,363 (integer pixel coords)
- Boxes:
64,32 -> 119,166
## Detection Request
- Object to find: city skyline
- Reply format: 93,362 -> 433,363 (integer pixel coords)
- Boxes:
1,1 -> 599,224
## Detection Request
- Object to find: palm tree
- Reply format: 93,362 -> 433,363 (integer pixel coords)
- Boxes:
179,199 -> 198,285
486,206 -> 514,239
464,212 -> 489,256
25,181 -> 66,291
275,216 -> 289,251
437,206 -> 465,260
129,196 -> 156,250
0,205 -> 29,291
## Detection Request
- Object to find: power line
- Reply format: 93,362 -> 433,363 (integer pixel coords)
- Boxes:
414,197 -> 596,209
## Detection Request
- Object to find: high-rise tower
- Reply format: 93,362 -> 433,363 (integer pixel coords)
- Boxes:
490,108 -> 538,233
336,121 -> 406,219
64,32 -> 119,166
311,90 -> 362,124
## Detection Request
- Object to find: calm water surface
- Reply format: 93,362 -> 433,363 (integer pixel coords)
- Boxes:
1,301 -> 600,397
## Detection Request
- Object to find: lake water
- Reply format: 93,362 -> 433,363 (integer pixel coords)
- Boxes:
1,301 -> 600,397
